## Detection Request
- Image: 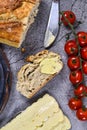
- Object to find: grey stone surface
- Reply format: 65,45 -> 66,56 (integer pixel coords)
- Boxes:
0,0 -> 87,129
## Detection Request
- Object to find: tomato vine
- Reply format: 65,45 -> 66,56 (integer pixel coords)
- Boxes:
60,10 -> 87,121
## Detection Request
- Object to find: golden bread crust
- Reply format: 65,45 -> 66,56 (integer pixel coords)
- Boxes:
0,0 -> 40,47
0,21 -> 23,43
0,0 -> 22,14
13,2 -> 34,20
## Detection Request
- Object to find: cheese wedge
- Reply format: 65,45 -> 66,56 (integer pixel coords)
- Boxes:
37,110 -> 64,130
52,116 -> 71,130
0,94 -> 71,130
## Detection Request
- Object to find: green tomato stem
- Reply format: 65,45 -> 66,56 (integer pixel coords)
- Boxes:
60,11 -> 85,86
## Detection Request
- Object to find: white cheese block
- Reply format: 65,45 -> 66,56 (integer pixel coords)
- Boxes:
53,116 -> 71,130
61,116 -> 71,130
0,94 -> 71,130
37,110 -> 64,130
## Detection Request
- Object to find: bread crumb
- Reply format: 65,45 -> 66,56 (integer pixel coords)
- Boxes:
21,47 -> 26,53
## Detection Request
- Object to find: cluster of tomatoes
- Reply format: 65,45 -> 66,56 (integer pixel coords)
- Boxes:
61,11 -> 87,121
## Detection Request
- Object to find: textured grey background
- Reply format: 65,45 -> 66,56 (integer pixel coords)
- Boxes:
0,0 -> 87,129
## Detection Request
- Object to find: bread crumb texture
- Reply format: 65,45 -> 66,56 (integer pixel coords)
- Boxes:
17,50 -> 63,98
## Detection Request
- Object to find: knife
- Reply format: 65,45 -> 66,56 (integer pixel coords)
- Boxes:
44,0 -> 59,48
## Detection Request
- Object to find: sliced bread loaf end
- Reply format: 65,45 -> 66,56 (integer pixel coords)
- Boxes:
16,50 -> 63,98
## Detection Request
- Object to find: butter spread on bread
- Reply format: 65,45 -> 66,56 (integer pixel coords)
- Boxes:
0,94 -> 71,130
0,0 -> 40,48
16,50 -> 63,98
40,57 -> 62,74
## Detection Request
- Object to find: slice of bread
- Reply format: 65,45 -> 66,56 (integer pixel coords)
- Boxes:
16,50 -> 63,98
0,0 -> 40,48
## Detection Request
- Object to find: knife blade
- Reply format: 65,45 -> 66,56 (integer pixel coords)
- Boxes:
44,0 -> 59,48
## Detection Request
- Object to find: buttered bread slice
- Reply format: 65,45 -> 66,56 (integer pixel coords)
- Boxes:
0,94 -> 71,130
0,0 -> 40,48
16,50 -> 63,98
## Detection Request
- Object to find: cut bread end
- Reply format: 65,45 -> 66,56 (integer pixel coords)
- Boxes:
16,50 -> 63,98
0,0 -> 40,48
19,1 -> 40,48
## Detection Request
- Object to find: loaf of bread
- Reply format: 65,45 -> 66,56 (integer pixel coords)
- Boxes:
0,94 -> 71,130
0,0 -> 40,48
16,50 -> 63,98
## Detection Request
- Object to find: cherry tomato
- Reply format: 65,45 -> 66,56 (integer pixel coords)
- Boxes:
68,98 -> 82,110
69,70 -> 83,84
65,40 -> 78,56
76,108 -> 87,121
67,56 -> 80,70
74,84 -> 86,98
77,32 -> 87,47
61,11 -> 76,26
80,46 -> 87,60
82,61 -> 87,74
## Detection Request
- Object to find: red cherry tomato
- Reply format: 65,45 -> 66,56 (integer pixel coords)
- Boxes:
69,70 -> 83,84
82,61 -> 87,74
77,32 -> 87,47
68,98 -> 82,110
74,84 -> 86,98
65,40 -> 78,56
61,11 -> 76,26
67,56 -> 80,70
80,46 -> 87,60
76,108 -> 87,121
